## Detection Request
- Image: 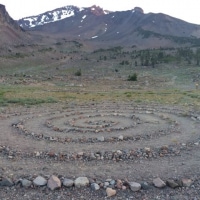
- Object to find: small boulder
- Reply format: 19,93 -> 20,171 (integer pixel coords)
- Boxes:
97,136 -> 104,142
181,178 -> 193,187
116,179 -> 123,189
141,182 -> 151,190
118,135 -> 124,140
129,181 -> 141,192
106,187 -> 116,197
91,183 -> 100,191
166,179 -> 179,189
74,177 -> 89,188
33,176 -> 47,186
63,178 -> 74,187
21,179 -> 32,188
104,181 -> 110,188
153,178 -> 166,188
0,177 -> 14,187
110,180 -> 116,185
47,175 -> 61,190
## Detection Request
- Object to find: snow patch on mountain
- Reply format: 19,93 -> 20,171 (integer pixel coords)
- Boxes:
18,5 -> 111,29
91,35 -> 98,39
19,6 -> 76,28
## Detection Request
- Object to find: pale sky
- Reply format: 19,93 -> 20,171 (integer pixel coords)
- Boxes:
0,0 -> 200,25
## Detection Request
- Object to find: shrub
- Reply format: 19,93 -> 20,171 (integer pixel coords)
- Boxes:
74,69 -> 82,76
128,73 -> 137,81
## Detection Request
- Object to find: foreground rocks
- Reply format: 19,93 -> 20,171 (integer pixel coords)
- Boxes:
0,174 -> 195,198
74,177 -> 89,188
153,177 -> 166,188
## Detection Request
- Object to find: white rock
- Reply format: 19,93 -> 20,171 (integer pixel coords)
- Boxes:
118,135 -> 124,140
116,150 -> 123,155
74,177 -> 89,188
35,152 -> 40,157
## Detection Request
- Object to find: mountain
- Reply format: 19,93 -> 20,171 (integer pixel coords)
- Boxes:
18,5 -> 110,29
16,5 -> 200,48
0,4 -> 31,45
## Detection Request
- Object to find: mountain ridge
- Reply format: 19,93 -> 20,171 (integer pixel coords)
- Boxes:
1,4 -> 200,49
16,5 -> 200,48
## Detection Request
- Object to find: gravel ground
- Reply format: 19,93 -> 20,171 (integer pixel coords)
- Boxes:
0,102 -> 200,199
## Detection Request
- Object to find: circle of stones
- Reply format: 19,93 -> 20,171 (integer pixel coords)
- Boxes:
11,104 -> 184,144
5,102 -> 200,162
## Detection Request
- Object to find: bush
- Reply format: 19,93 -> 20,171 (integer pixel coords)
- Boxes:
127,73 -> 137,81
74,69 -> 82,76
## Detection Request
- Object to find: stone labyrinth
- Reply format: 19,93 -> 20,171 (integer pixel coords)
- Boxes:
4,101 -> 199,170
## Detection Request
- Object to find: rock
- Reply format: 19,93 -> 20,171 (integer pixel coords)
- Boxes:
99,182 -> 104,188
21,179 -> 32,188
181,178 -> 193,187
129,181 -> 141,192
144,147 -> 151,152
88,178 -> 95,184
77,152 -> 84,156
110,180 -> 116,185
153,178 -> 166,188
166,179 -> 179,188
90,153 -> 96,160
91,183 -> 100,191
35,151 -> 40,157
104,182 -> 110,188
191,117 -> 197,121
63,178 -> 74,187
118,135 -> 124,140
116,179 -> 123,189
97,136 -> 104,142
33,176 -> 47,186
8,156 -> 13,159
0,177 -> 14,187
141,182 -> 151,190
74,177 -> 89,188
106,179 -> 112,182
47,175 -> 61,190
176,179 -> 183,187
106,187 -> 116,197
116,150 -> 122,155
17,124 -> 24,130
122,185 -> 127,190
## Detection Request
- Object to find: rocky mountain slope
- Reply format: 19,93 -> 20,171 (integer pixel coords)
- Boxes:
0,4 -> 31,45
